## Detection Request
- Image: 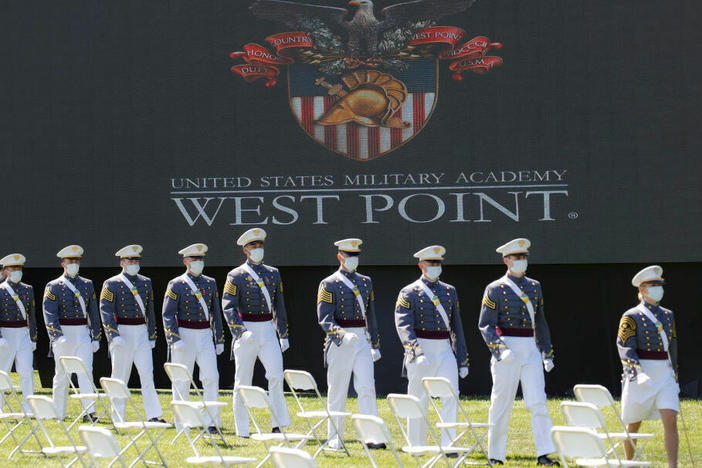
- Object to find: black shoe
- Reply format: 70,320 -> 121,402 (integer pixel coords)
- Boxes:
148,417 -> 167,423
446,452 -> 458,458
537,455 -> 560,466
271,427 -> 281,433
489,459 -> 504,465
83,413 -> 98,423
207,426 -> 218,435
365,442 -> 386,450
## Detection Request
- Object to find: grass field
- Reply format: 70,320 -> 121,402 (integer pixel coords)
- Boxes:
2,373 -> 700,467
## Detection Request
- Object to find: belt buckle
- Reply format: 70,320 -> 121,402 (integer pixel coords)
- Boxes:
195,291 -> 202,299
11,294 -> 19,301
131,288 -> 139,296
256,280 -> 264,288
431,296 -> 440,306
75,291 -> 81,298
520,294 -> 529,303
352,287 -> 360,296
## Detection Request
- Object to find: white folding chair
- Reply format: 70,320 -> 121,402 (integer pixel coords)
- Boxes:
422,377 -> 491,466
0,370 -> 43,458
27,395 -> 88,468
573,384 -> 653,460
59,356 -> 112,431
237,385 -> 311,468
79,426 -> 128,468
171,401 -> 256,466
387,393 -> 469,468
100,377 -> 170,468
283,369 -> 351,457
269,446 -> 318,468
551,426 -> 651,467
351,414 -> 405,468
164,362 -> 228,446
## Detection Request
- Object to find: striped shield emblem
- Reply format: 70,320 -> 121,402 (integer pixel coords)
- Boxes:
289,58 -> 438,161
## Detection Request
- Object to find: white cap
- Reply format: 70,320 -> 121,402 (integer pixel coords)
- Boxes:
237,228 -> 267,246
0,253 -> 26,267
178,243 -> 208,257
57,245 -> 84,259
496,238 -> 531,257
413,245 -> 446,261
334,238 -> 362,253
115,244 -> 143,258
632,265 -> 664,287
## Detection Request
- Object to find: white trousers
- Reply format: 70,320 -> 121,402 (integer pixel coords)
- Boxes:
326,327 -> 378,443
233,320 -> 290,436
0,327 -> 34,413
487,336 -> 555,460
171,328 -> 220,425
109,324 -> 162,422
407,338 -> 458,446
621,359 -> 680,424
52,325 -> 94,419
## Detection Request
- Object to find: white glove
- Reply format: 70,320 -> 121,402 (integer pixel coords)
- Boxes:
240,330 -> 254,343
459,367 -> 469,379
110,336 -> 125,349
279,338 -> 290,353
53,335 -> 68,349
171,340 -> 186,351
31,341 -> 37,351
415,354 -> 430,366
215,343 -> 224,355
150,340 -> 156,349
636,372 -> 651,386
92,340 -> 100,353
371,348 -> 381,362
543,359 -> 555,373
0,338 -> 8,348
499,349 -> 514,363
342,332 -> 359,346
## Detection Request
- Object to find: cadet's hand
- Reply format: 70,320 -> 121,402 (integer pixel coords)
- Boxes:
240,330 -> 254,343
342,332 -> 359,346
111,336 -> 125,348
415,354 -> 430,366
150,340 -> 156,349
171,340 -> 186,351
499,349 -> 514,363
92,341 -> 100,353
459,367 -> 469,379
636,372 -> 651,386
543,359 -> 554,373
371,348 -> 381,362
0,338 -> 8,348
31,341 -> 37,351
53,336 -> 68,349
279,338 -> 290,352
215,343 -> 224,355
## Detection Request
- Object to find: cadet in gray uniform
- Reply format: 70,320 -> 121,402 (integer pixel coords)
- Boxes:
478,238 -> 558,466
618,265 -> 679,467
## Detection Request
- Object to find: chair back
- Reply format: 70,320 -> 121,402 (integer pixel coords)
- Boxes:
422,377 -> 456,399
560,402 -> 606,430
284,370 -> 317,391
387,393 -> 425,419
171,401 -> 206,430
27,396 -> 59,420
238,385 -> 270,409
100,377 -> 130,400
551,426 -> 606,458
573,384 -> 614,409
352,414 -> 392,445
164,363 -> 191,383
0,370 -> 13,392
269,447 -> 318,468
79,426 -> 121,458
59,356 -> 88,376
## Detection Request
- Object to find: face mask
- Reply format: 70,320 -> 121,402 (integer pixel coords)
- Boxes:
425,266 -> 442,280
646,286 -> 664,302
125,264 -> 140,276
66,263 -> 80,277
249,248 -> 264,263
189,260 -> 204,276
343,257 -> 359,272
9,271 -> 22,283
510,259 -> 528,274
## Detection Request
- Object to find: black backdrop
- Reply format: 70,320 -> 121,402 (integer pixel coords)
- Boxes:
28,262 -> 702,397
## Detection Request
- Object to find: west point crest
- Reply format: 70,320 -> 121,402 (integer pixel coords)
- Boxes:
230,0 -> 503,161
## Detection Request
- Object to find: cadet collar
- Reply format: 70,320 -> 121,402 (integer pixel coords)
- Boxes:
421,276 -> 439,286
123,272 -> 138,280
186,272 -> 202,280
63,274 -> 79,283
507,273 -> 525,283
246,260 -> 264,269
338,268 -> 355,278
642,299 -> 659,312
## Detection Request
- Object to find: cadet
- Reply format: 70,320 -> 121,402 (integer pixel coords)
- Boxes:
394,245 -> 469,447
99,245 -> 165,423
43,245 -> 102,421
223,228 -> 291,437
162,243 -> 224,433
618,266 -> 679,467
478,238 -> 559,466
317,238 -> 382,450
0,253 -> 37,412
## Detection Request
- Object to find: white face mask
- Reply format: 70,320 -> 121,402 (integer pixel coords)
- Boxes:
125,264 -> 140,276
249,248 -> 264,263
425,266 -> 442,281
8,271 -> 22,283
646,286 -> 664,302
66,263 -> 80,277
343,256 -> 359,272
189,260 -> 204,276
510,259 -> 528,274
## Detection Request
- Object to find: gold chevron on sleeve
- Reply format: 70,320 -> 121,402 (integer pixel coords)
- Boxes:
618,316 -> 637,343
317,285 -> 333,304
396,295 -> 410,309
224,280 -> 238,297
165,288 -> 177,301
482,294 -> 496,310
100,287 -> 114,302
44,289 -> 56,301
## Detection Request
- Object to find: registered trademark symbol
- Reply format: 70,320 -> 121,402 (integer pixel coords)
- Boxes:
568,212 -> 579,220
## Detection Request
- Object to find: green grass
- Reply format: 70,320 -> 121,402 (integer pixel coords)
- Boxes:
2,372 -> 701,466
